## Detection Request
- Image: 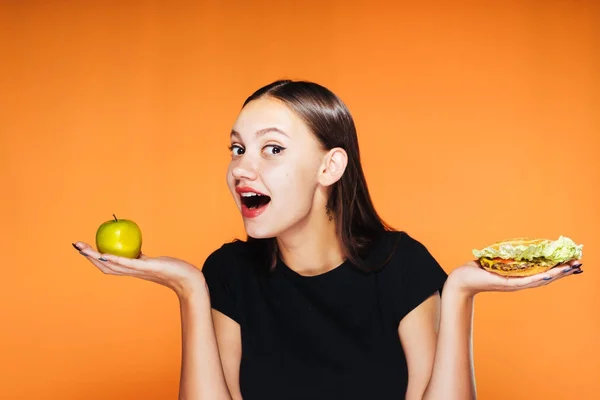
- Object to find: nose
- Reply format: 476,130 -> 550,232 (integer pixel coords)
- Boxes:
231,155 -> 258,181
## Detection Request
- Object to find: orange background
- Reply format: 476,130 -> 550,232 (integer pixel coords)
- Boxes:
1,1 -> 598,399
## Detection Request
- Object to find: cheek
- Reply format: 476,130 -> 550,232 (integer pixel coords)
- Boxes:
265,163 -> 317,202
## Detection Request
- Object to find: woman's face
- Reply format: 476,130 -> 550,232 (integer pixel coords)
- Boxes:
226,97 -> 327,239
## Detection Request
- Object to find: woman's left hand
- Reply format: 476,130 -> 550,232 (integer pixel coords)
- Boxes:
447,259 -> 584,297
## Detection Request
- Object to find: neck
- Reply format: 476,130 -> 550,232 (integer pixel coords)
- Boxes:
276,210 -> 345,277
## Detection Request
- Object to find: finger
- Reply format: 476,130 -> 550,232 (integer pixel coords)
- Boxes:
552,259 -> 583,270
73,242 -> 141,276
568,258 -> 583,267
502,264 -> 572,288
510,264 -> 579,289
549,264 -> 576,277
548,264 -> 584,279
74,242 -> 150,262
73,241 -> 93,252
73,242 -> 103,263
87,257 -> 129,275
546,263 -> 584,279
99,252 -> 154,271
567,258 -> 584,274
539,266 -> 575,285
77,250 -> 132,275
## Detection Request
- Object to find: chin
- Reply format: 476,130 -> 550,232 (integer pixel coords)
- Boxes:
244,227 -> 276,240
240,204 -> 309,240
242,219 -> 278,239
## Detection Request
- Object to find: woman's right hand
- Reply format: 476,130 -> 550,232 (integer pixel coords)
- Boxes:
72,241 -> 208,300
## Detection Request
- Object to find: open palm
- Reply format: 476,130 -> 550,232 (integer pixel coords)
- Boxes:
73,241 -> 206,297
450,259 -> 583,295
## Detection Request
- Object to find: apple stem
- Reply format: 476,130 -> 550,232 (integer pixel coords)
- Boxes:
113,214 -> 118,222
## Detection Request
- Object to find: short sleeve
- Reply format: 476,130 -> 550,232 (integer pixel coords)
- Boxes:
394,233 -> 448,324
201,245 -> 240,323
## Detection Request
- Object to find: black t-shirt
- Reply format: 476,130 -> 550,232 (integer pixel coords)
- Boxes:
202,230 -> 448,400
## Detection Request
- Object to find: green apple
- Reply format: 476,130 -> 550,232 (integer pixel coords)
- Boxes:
95,214 -> 142,258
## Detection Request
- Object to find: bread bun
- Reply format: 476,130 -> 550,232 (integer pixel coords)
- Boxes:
483,237 -> 547,251
478,257 -> 556,277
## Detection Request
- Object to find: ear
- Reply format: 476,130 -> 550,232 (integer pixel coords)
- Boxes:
317,147 -> 348,187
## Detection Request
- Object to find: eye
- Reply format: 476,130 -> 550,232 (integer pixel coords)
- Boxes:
229,144 -> 244,156
264,145 -> 286,155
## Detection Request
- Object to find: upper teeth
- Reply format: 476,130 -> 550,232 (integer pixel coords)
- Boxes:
241,192 -> 262,197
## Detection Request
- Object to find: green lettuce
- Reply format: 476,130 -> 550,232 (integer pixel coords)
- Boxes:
472,236 -> 583,263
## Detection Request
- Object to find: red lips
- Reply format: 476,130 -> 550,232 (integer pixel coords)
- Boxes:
235,186 -> 267,195
235,186 -> 271,219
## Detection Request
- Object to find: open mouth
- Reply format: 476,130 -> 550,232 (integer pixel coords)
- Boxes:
240,193 -> 271,210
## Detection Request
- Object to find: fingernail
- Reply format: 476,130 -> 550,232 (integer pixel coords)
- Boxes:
573,263 -> 583,269
543,277 -> 552,280
72,243 -> 80,251
79,251 -> 88,257
98,257 -> 108,262
573,269 -> 584,275
563,267 -> 573,273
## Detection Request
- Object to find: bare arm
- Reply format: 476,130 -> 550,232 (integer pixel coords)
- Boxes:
178,286 -> 234,400
211,310 -> 243,399
421,283 -> 476,400
71,242 -> 235,400
394,250 -> 583,400
398,293 -> 442,400
416,260 -> 578,400
398,282 -> 475,400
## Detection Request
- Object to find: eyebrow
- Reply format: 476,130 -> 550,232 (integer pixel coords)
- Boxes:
230,127 -> 290,139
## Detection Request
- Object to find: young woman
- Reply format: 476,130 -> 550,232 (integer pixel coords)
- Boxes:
73,80 -> 582,400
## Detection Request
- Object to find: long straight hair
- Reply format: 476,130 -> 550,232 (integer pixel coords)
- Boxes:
240,80 -> 396,273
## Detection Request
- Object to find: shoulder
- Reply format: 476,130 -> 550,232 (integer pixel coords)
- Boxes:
374,230 -> 448,322
383,230 -> 446,274
204,238 -> 251,262
369,230 -> 439,267
201,238 -> 255,278
201,239 -> 254,324
391,230 -> 439,262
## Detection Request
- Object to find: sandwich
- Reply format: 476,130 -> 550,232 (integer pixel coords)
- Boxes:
472,236 -> 583,277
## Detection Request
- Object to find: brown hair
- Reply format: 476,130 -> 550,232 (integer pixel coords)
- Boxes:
240,79 -> 395,273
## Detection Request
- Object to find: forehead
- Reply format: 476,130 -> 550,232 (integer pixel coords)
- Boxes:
232,97 -> 310,138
